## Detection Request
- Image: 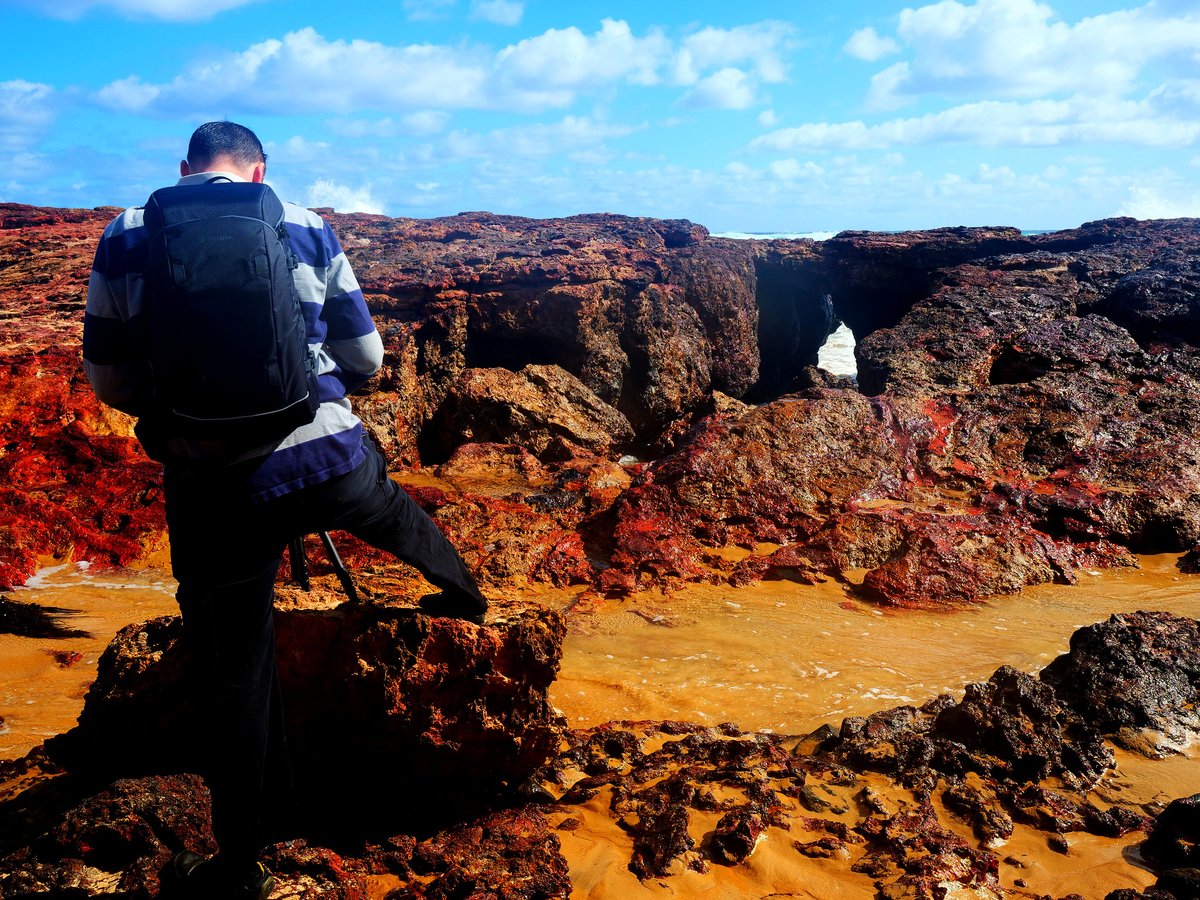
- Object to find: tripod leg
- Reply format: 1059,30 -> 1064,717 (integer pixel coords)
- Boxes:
319,531 -> 359,603
288,536 -> 311,591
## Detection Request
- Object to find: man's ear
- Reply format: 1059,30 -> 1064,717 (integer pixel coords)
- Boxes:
179,160 -> 191,177
251,162 -> 266,184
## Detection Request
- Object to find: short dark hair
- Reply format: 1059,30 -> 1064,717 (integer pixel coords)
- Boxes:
186,121 -> 267,170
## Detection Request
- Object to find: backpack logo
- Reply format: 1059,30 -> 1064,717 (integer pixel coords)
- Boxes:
140,181 -> 320,461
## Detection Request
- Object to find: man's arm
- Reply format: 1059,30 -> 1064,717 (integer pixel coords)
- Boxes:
321,237 -> 381,393
316,222 -> 383,393
82,216 -> 152,416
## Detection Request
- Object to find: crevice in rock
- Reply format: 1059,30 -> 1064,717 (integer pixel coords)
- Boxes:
745,250 -> 837,402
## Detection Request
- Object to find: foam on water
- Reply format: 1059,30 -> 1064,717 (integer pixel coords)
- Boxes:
817,323 -> 857,377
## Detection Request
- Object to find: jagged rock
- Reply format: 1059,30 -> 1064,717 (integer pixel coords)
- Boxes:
47,599 -> 565,829
402,481 -> 595,588
402,807 -> 571,899
1142,795 -> 1200,871
530,614 -> 1190,897
833,666 -> 1114,790
1177,547 -> 1200,573
426,364 -> 634,460
7,206 -> 1200,607
708,805 -> 767,865
601,219 -> 1200,602
331,210 -> 760,446
1040,611 -> 1200,755
0,774 -> 214,898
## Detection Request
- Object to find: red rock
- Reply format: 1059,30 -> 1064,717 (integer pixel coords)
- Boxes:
428,364 -> 634,460
5,204 -> 1200,611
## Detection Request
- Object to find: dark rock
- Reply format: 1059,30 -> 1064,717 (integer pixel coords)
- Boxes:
48,600 -> 566,832
0,774 -> 214,898
794,837 -> 849,859
1155,868 -> 1200,900
625,775 -> 703,879
1143,795 -> 1200,870
931,666 -> 1111,787
1040,611 -> 1200,754
261,840 -> 370,898
403,807 -> 570,900
708,804 -> 766,865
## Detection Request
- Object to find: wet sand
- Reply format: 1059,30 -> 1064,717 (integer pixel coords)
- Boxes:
550,554 -> 1200,734
546,746 -> 1200,900
0,562 -> 177,759
2,555 -> 1199,898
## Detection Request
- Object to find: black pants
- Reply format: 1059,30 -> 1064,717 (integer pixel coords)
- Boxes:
163,438 -> 485,866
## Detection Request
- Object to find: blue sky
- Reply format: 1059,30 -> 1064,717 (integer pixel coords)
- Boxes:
2,0 -> 1198,231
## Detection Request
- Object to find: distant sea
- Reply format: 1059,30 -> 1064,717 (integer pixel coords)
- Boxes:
713,230 -> 857,377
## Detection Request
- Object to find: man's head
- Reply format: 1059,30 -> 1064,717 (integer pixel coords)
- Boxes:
180,121 -> 267,183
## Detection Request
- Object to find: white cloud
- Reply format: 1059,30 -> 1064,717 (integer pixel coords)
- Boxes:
10,0 -> 259,20
470,0 -> 522,25
305,179 -> 384,214
327,111 -> 452,138
96,75 -> 161,110
683,68 -> 756,110
0,80 -> 56,151
844,27 -> 900,62
91,19 -> 796,119
1118,186 -> 1200,219
751,94 -> 1200,151
870,0 -> 1200,108
758,109 -> 778,127
673,22 -> 793,85
495,19 -> 669,91
768,159 -> 823,180
402,0 -> 456,21
96,28 -> 493,115
446,115 -> 642,160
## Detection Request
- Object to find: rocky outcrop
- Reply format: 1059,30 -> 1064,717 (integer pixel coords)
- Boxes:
1040,611 -> 1200,757
327,211 -> 769,454
425,363 -> 634,461
5,204 -> 1200,607
601,219 -> 1200,603
47,598 -> 566,830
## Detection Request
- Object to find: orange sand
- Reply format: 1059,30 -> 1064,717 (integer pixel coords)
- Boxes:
3,555 -> 1199,899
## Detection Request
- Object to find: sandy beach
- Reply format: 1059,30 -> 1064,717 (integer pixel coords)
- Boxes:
4,554 -> 1199,898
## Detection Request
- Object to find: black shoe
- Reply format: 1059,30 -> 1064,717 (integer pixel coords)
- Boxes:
418,591 -> 487,625
172,850 -> 276,899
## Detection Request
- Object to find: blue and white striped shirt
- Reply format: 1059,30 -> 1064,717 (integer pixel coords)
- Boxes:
83,170 -> 385,502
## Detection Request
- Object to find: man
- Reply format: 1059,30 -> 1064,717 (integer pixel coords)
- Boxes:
83,121 -> 488,899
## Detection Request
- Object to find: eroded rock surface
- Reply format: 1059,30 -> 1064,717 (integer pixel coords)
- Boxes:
47,598 -> 565,831
5,206 -> 1200,608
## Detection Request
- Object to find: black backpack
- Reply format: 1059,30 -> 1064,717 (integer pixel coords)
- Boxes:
140,180 -> 320,459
